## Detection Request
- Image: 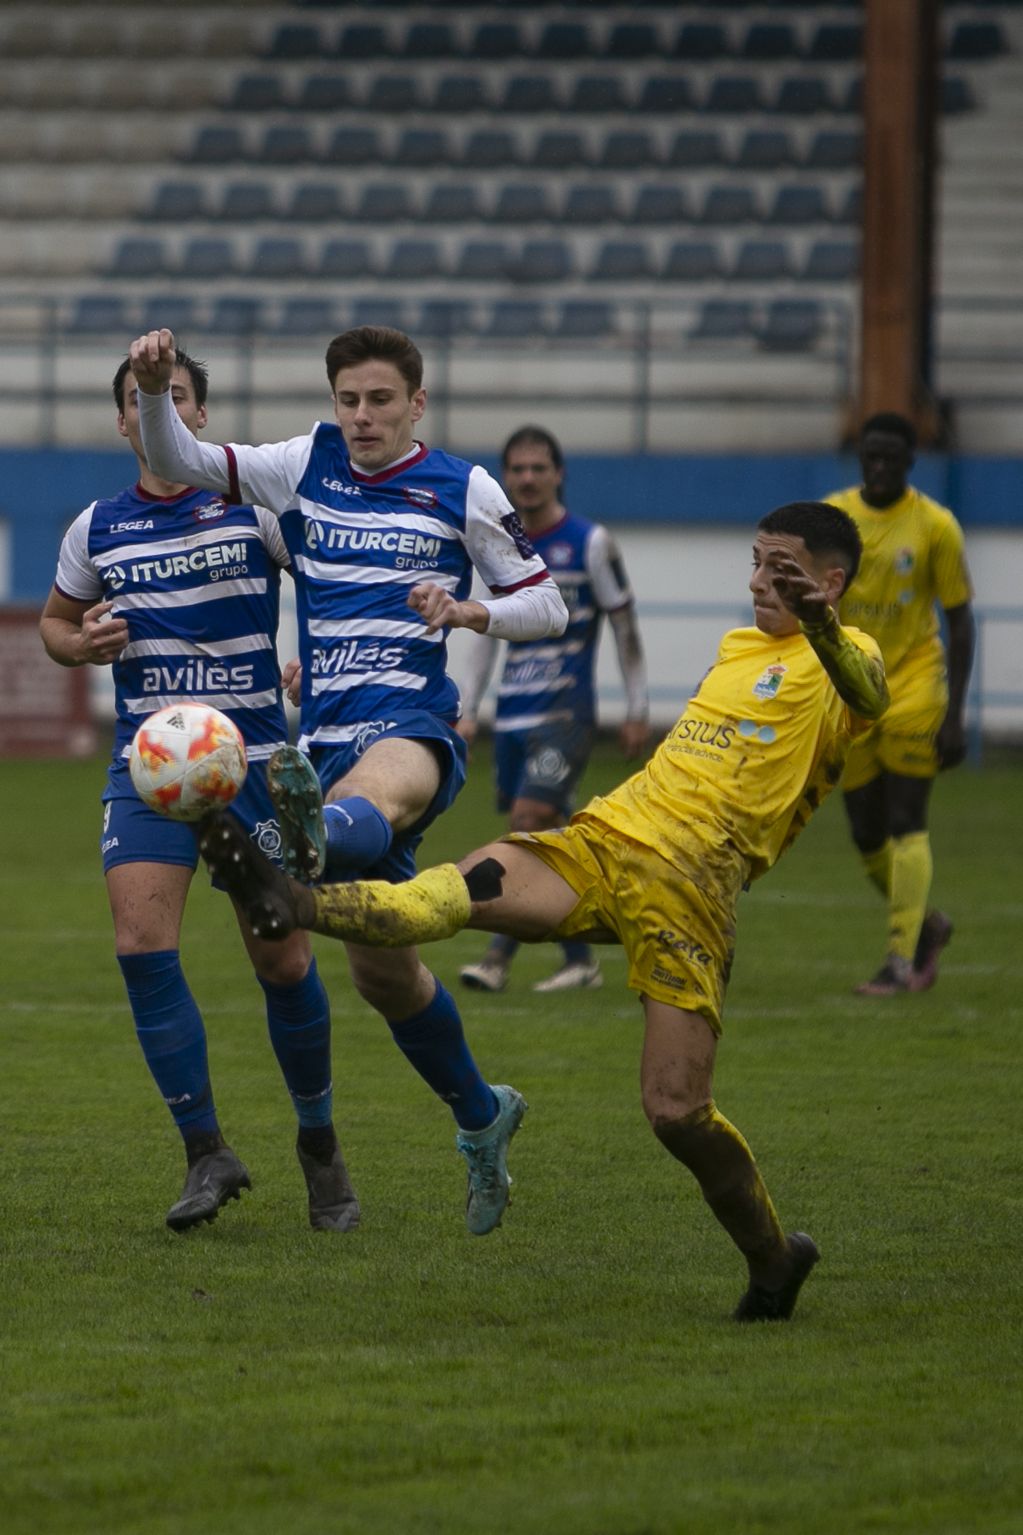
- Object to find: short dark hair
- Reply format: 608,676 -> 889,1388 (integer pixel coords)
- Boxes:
325,326 -> 423,394
112,348 -> 208,413
757,500 -> 863,592
860,412 -> 916,452
501,424 -> 564,471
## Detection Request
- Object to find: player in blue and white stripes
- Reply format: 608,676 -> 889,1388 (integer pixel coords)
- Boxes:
130,324 -> 568,1235
40,350 -> 357,1235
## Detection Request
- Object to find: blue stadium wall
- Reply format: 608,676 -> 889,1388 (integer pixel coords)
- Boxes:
2,446 -> 1020,602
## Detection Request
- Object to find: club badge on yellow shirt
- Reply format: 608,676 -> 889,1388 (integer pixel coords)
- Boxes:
752,663 -> 787,700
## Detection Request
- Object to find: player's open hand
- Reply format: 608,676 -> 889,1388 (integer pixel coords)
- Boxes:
79,600 -> 130,665
128,329 -> 177,395
768,553 -> 831,627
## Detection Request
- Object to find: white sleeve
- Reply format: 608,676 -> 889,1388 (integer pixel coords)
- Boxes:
586,524 -> 634,612
54,506 -> 102,601
138,388 -> 314,515
463,465 -> 568,639
256,505 -> 290,569
456,629 -> 501,719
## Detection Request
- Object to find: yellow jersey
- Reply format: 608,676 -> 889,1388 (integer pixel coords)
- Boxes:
579,625 -> 881,894
828,485 -> 973,674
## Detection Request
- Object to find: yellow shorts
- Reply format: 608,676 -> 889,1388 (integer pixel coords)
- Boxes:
506,816 -> 738,1034
842,642 -> 948,790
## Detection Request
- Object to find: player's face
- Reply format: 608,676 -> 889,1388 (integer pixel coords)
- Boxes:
749,532 -> 824,636
502,443 -> 563,524
332,358 -> 426,471
117,366 -> 205,459
859,430 -> 912,507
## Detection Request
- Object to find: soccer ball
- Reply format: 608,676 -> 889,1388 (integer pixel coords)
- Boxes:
129,703 -> 247,822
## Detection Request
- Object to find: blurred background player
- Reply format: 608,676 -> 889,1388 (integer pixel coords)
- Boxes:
130,324 -> 568,1236
829,412 -> 975,996
39,349 -> 358,1235
457,424 -> 649,994
198,500 -> 889,1321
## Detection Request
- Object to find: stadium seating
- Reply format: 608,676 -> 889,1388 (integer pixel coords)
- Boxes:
381,240 -> 445,283
317,240 -> 374,281
758,299 -> 824,351
247,238 -> 307,281
208,295 -> 262,333
68,294 -> 131,334
273,297 -> 339,336
286,183 -> 345,223
483,301 -> 547,339
218,182 -> 275,223
662,242 -> 723,283
690,300 -> 755,343
554,300 -> 616,340
561,184 -> 620,224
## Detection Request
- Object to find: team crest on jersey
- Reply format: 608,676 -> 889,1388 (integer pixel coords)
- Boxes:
251,819 -> 283,861
403,486 -> 438,510
894,547 -> 915,574
546,541 -> 573,567
193,500 -> 228,523
106,565 -> 126,591
752,664 -> 786,700
353,719 -> 396,755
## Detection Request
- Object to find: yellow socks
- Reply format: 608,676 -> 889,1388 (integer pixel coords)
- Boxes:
860,840 -> 892,898
888,831 -> 933,962
311,863 -> 471,948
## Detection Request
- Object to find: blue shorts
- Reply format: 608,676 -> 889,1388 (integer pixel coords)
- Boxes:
494,720 -> 596,818
308,709 -> 467,884
101,760 -> 285,886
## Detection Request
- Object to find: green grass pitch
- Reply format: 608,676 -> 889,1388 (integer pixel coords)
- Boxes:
2,738 -> 1020,1535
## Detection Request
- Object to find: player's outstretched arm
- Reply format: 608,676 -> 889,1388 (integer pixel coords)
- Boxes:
770,553 -> 888,720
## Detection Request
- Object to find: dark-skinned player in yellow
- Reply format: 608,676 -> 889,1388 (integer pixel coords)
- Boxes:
199,501 -> 888,1322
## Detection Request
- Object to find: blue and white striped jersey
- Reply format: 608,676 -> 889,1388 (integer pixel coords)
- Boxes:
221,424 -> 553,751
54,482 -> 290,789
492,513 -> 634,732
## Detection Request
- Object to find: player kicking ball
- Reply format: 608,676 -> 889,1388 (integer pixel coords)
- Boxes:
201,502 -> 889,1320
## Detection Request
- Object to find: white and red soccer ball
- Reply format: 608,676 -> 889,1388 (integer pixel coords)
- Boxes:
129,703 -> 247,822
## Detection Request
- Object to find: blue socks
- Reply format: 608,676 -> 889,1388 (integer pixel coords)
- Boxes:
118,950 -> 218,1136
561,939 -> 593,965
388,979 -> 498,1131
323,796 -> 393,878
259,958 -> 334,1128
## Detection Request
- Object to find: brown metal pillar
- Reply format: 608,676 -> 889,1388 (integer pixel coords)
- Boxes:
857,0 -> 944,443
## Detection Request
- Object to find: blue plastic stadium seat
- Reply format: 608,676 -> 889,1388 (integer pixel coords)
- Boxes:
637,77 -> 695,114
380,240 -> 444,282
731,239 -> 792,282
942,77 -> 976,115
766,185 -> 830,226
554,300 -> 615,340
417,299 -> 476,338
257,125 -> 314,166
628,184 -> 688,224
567,76 -> 628,113
673,23 -> 729,62
453,241 -> 511,282
512,239 -> 573,283
836,184 -> 863,226
186,125 -> 245,165
336,24 -> 390,60
741,23 -> 799,61
689,300 -> 754,342
352,183 -> 414,223
296,75 -> 350,113
597,130 -> 659,172
946,22 -> 1006,61
530,131 -> 587,170
490,183 -> 553,223
112,237 -> 167,279
773,77 -> 833,115
431,74 -> 489,114
421,183 -> 482,223
248,237 -> 307,279
700,185 -> 758,225
535,22 -> 590,60
667,129 -> 722,169
758,299 -> 823,352
805,130 -> 862,171
401,22 -> 456,61
139,295 -> 199,336
603,23 -> 659,60
150,181 -> 206,221
736,129 -> 794,171
349,298 -> 407,330
265,24 -> 321,61
181,238 -> 237,279
286,181 -> 345,222
67,295 -> 131,334
484,300 -> 547,339
218,181 -> 275,222
662,241 -> 723,282
500,75 -> 560,114
227,75 -> 286,113
323,126 -> 380,167
803,240 -> 859,282
807,23 -> 863,63
274,297 -> 338,335
588,240 -> 655,282
462,129 -> 519,169
469,22 -> 522,61
391,128 -> 450,169
317,240 -> 374,281
560,183 -> 619,224
208,296 -> 262,334
702,76 -> 764,114
364,75 -> 421,115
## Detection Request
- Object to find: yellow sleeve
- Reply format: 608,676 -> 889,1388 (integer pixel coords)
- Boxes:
799,611 -> 888,720
931,510 -> 973,611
